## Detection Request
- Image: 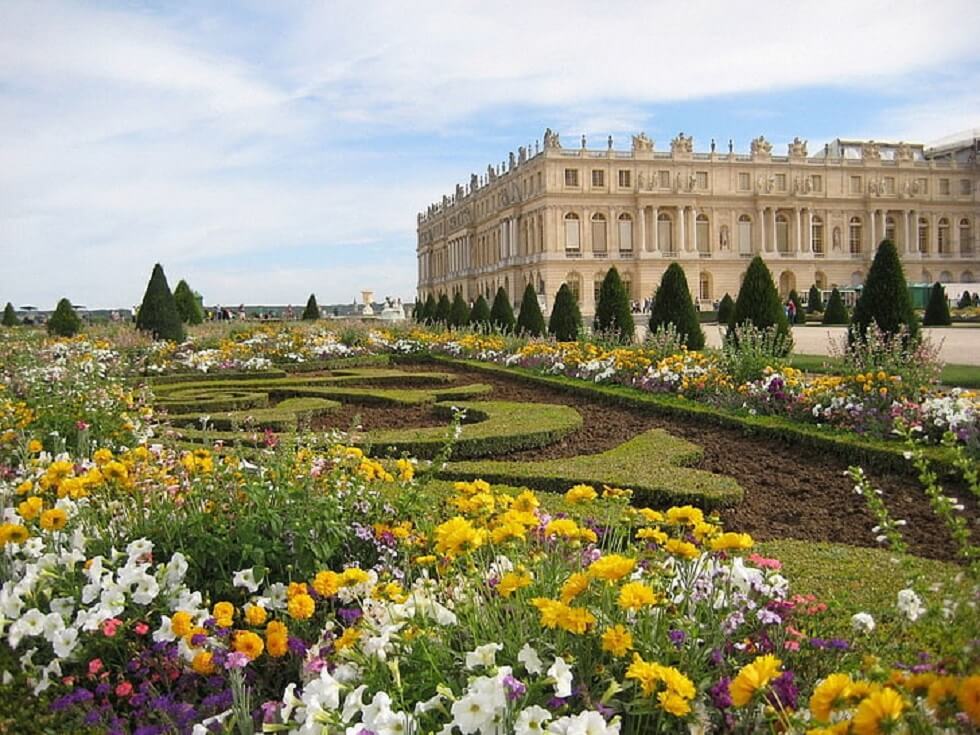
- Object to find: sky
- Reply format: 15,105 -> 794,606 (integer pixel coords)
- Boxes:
1,1 -> 979,309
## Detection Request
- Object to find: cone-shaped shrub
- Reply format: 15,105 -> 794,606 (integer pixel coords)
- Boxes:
302,294 -> 320,321
136,264 -> 185,342
421,294 -> 437,324
448,292 -> 470,329
2,302 -> 17,327
822,288 -> 849,325
851,240 -> 918,341
958,291 -> 973,309
173,280 -> 204,325
729,256 -> 789,341
788,289 -> 806,325
47,298 -> 82,337
593,267 -> 635,343
648,264 -> 704,349
548,284 -> 582,342
468,294 -> 491,328
434,293 -> 451,326
411,301 -> 421,322
490,287 -> 516,333
516,284 -> 546,337
716,293 -> 734,326
807,285 -> 824,313
923,282 -> 952,326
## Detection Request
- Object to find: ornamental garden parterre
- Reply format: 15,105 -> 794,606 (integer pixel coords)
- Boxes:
0,317 -> 978,734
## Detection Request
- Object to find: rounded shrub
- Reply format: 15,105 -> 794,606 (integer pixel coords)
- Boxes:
490,287 -> 516,333
648,263 -> 704,349
516,284 -> 546,337
923,282 -> 952,326
822,288 -> 849,325
807,284 -> 824,313
448,292 -> 470,329
47,298 -> 82,337
851,240 -> 918,341
302,294 -> 320,321
548,283 -> 582,342
593,267 -> 635,344
2,302 -> 17,327
434,293 -> 451,326
468,295 -> 491,329
136,264 -> 185,342
729,256 -> 789,341
173,280 -> 204,325
716,293 -> 734,326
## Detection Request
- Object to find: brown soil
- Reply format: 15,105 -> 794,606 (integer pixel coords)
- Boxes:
310,404 -> 445,433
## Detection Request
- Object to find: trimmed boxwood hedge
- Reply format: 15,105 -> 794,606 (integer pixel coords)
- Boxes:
156,389 -> 271,414
167,397 -> 340,431
441,428 -> 742,509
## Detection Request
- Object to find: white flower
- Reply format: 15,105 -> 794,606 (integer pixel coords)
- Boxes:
232,567 -> 260,593
52,627 -> 79,658
131,573 -> 160,605
465,642 -> 502,671
9,608 -> 45,648
548,656 -> 573,698
851,612 -> 876,634
450,689 -> 498,734
163,553 -> 188,589
341,684 -> 368,723
153,615 -> 176,643
556,710 -> 620,735
125,539 -> 153,561
518,643 -> 543,675
897,588 -> 925,622
302,667 -> 341,712
515,705 -> 553,735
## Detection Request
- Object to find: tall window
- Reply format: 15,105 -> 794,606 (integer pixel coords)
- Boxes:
810,175 -> 823,192
850,176 -> 862,194
938,218 -> 950,254
591,213 -> 607,253
776,213 -> 790,253
618,214 -> 633,252
592,169 -> 605,187
618,170 -> 631,188
939,178 -> 950,195
738,172 -> 751,190
658,213 -> 674,254
696,171 -> 708,189
564,213 -> 580,251
885,216 -> 896,243
849,217 -> 863,254
565,273 -> 582,304
658,170 -> 671,188
564,169 -> 579,187
811,216 -> 824,255
918,217 -> 929,254
696,214 -> 709,254
699,272 -> 711,301
738,214 -> 753,255
960,218 -> 973,254
961,179 -> 972,196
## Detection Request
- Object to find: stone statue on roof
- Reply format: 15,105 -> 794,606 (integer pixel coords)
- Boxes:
632,132 -> 653,152
543,128 -> 561,150
751,136 -> 773,157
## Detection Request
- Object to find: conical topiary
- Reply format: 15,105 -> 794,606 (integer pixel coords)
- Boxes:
421,294 -> 437,324
851,240 -> 918,341
788,289 -> 806,325
434,293 -> 451,326
648,264 -> 704,349
302,294 -> 320,321
448,292 -> 470,329
923,282 -> 952,326
2,302 -> 17,327
47,298 -> 82,337
716,293 -> 734,326
173,280 -> 204,325
822,288 -> 849,325
807,284 -> 824,313
516,284 -> 546,337
729,256 -> 790,341
490,287 -> 516,333
958,291 -> 973,309
548,284 -> 582,342
468,294 -> 491,328
593,267 -> 635,344
136,264 -> 185,342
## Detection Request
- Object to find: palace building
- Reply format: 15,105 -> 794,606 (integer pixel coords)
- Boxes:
416,129 -> 979,317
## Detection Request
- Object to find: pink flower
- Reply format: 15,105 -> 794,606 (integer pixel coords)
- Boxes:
225,652 -> 250,670
76,421 -> 91,431
134,622 -> 150,636
783,640 -> 800,651
101,618 -> 123,637
747,553 -> 782,571
88,659 -> 104,676
115,681 -> 133,697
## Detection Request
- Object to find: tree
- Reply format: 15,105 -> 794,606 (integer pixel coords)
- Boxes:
173,280 -> 204,325
923,282 -> 952,326
302,294 -> 320,321
647,263 -> 704,349
716,293 -> 734,326
807,284 -> 824,313
850,240 -> 918,341
448,292 -> 470,329
136,264 -> 185,342
421,294 -> 437,324
729,256 -> 790,341
593,267 -> 635,343
957,291 -> 973,309
2,302 -> 16,327
468,294 -> 491,328
490,287 -> 516,333
788,289 -> 806,325
411,301 -> 421,322
516,284 -> 546,337
47,298 -> 82,337
822,288 -> 849,325
434,293 -> 451,325
548,284 -> 582,342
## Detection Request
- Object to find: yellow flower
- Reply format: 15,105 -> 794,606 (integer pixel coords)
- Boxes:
287,582 -> 309,599
287,593 -> 315,620
434,516 -> 486,558
555,605 -> 596,635
17,496 -> 43,521
618,581 -> 658,611
102,461 -> 129,483
851,688 -> 904,735
266,621 -> 288,657
244,604 -> 267,627
27,439 -> 43,453
312,570 -> 340,597
564,484 -> 597,504
658,690 -> 692,717
587,554 -> 636,582
497,571 -> 533,598
531,597 -> 565,629
560,572 -> 589,604
637,527 -> 668,545
665,505 -> 704,526
335,626 -> 361,651
490,522 -> 527,544
810,673 -> 854,723
926,676 -> 959,711
191,651 -> 216,675
233,630 -> 265,660
958,675 -> 980,725
414,555 -> 437,566
601,625 -> 634,657
340,567 -> 370,587
0,523 -> 29,547
212,602 -> 235,628
709,532 -> 754,552
544,518 -> 580,539
93,448 -> 113,465
171,611 -> 194,639
39,508 -> 68,531
665,538 -> 699,559
730,654 -> 783,707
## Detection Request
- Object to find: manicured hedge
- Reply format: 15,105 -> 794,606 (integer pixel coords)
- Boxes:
148,369 -> 289,385
157,389 -> 270,414
168,397 -> 340,431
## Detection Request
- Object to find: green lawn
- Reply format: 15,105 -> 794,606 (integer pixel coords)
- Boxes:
788,353 -> 980,388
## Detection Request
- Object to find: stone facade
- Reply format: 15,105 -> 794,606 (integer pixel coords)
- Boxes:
417,130 -> 980,317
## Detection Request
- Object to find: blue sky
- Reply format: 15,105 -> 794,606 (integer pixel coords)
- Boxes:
1,1 -> 978,308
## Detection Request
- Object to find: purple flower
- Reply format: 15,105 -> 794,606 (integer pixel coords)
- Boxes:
769,671 -> 798,710
709,648 -> 724,667
710,678 -> 732,709
225,652 -> 250,670
667,629 -> 687,649
338,607 -> 363,625
288,636 -> 309,656
502,674 -> 526,701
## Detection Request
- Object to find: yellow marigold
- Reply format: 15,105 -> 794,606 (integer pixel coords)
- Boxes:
730,654 -> 783,707
544,518 -> 580,539
693,522 -> 719,542
0,523 -> 29,547
287,582 -> 309,599
39,508 -> 68,531
851,687 -> 904,735
266,621 -> 288,658
287,593 -> 315,620
556,605 -> 596,634
564,484 -> 597,504
414,555 -> 437,566
244,604 -> 267,627
335,626 -> 361,651
17,496 -> 43,521
560,572 -> 589,604
213,602 -> 235,628
601,625 -> 633,657
313,570 -> 340,597
233,630 -> 265,660
618,581 -> 658,611
490,522 -> 526,544
434,516 -> 486,558
27,439 -> 43,453
15,480 -> 33,495
497,571 -> 533,598
665,538 -> 699,559
587,554 -> 636,582
926,676 -> 959,711
810,674 -> 854,723
637,527 -> 668,545
191,651 -> 215,675
958,675 -> 980,725
709,532 -> 754,552
340,567 -> 370,587
626,654 -> 664,697
102,461 -> 129,483
531,598 -> 565,629
665,505 -> 704,526
171,611 -> 194,639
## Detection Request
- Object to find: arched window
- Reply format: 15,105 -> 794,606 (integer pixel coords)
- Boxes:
776,213 -> 790,253
962,270 -> 975,283
850,271 -> 864,287
814,271 -> 827,290
658,212 -> 674,255
622,276 -> 633,300
696,214 -> 710,254
960,218 -> 973,254
918,217 -> 929,254
779,271 -> 795,298
849,217 -> 863,254
938,218 -> 950,254
564,213 -> 580,252
885,216 -> 896,243
699,271 -> 712,301
565,272 -> 582,304
921,269 -> 932,284
618,213 -> 633,252
592,213 -> 608,253
940,271 -> 953,283
593,272 -> 606,304
811,216 -> 824,255
737,214 -> 753,255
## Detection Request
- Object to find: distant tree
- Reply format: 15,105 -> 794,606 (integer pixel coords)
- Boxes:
2,302 -> 17,327
822,288 -> 849,325
411,301 -> 421,322
448,292 -> 470,329
173,280 -> 204,325
923,282 -> 952,326
593,267 -> 635,343
468,294 -> 491,328
434,293 -> 451,325
47,298 -> 82,337
302,294 -> 320,321
957,290 -> 973,309
136,264 -> 185,342
548,284 -> 582,342
788,289 -> 806,325
490,287 -> 516,333
421,294 -> 437,324
716,293 -> 734,326
648,263 -> 704,349
850,240 -> 918,341
729,256 -> 790,342
516,284 -> 546,337
807,284 -> 824,313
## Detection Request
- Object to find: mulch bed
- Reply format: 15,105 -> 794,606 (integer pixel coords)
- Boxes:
311,404 -> 445,433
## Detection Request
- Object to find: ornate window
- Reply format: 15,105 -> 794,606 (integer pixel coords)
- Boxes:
618,170 -> 631,188
811,216 -> 824,255
591,213 -> 607,253
696,214 -> 709,254
918,217 -> 929,254
960,218 -> 973,254
938,218 -> 950,254
776,213 -> 790,253
618,213 -> 633,252
564,213 -> 580,251
849,217 -> 863,254
592,169 -> 605,187
565,272 -> 582,303
699,272 -> 712,301
658,212 -> 674,255
885,216 -> 896,243
737,214 -> 753,255
940,271 -> 953,283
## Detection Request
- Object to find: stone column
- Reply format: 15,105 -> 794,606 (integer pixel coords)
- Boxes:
805,208 -> 813,255
689,206 -> 697,252
770,207 -> 777,252
869,209 -> 876,253
795,208 -> 802,255
638,205 -> 647,254
678,206 -> 686,257
651,206 -> 660,252
759,207 -> 766,254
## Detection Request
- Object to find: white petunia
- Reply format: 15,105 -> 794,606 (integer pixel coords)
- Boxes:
465,642 -> 502,671
548,656 -> 573,698
518,643 -> 543,675
232,567 -> 260,593
52,627 -> 79,659
131,573 -> 160,605
851,612 -> 876,634
897,588 -> 925,622
515,705 -> 553,735
125,539 -> 154,561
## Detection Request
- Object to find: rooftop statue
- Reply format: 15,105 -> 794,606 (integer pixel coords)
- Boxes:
543,128 -> 561,150
862,141 -> 881,161
632,132 -> 654,152
671,132 -> 693,155
751,136 -> 773,157
788,137 -> 808,158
